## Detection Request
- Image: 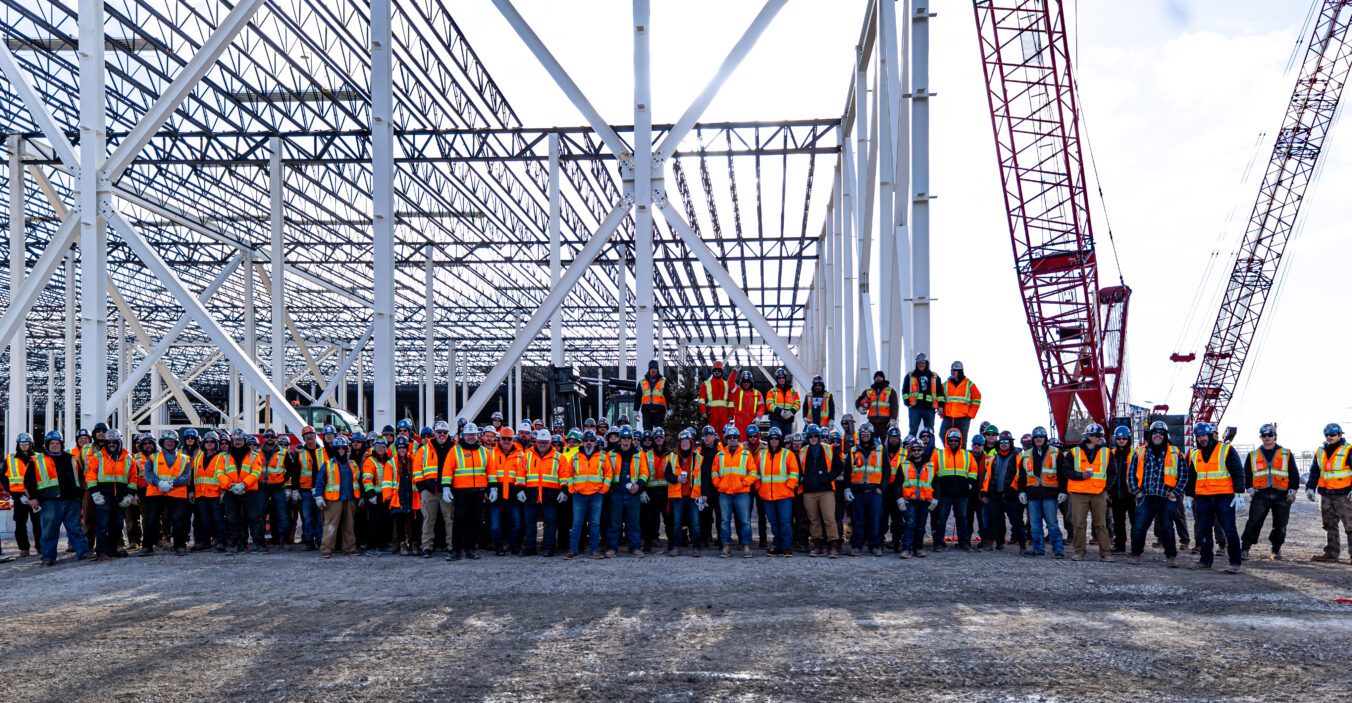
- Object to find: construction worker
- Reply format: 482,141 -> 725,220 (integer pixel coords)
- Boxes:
362,437 -> 394,554
765,368 -> 801,436
1185,423 -> 1245,573
743,426 -> 770,549
255,430 -> 289,550
24,430 -> 93,566
383,436 -> 420,555
636,360 -> 668,429
141,429 -> 193,557
896,437 -> 938,558
602,426 -> 648,557
395,419 -> 418,450
75,427 -> 98,549
641,428 -> 672,552
88,429 -> 136,560
802,375 -> 835,429
697,361 -> 735,432
938,361 -> 981,443
696,425 -> 723,549
846,423 -> 893,556
289,426 -> 327,551
713,424 -> 758,557
837,415 -> 858,530
313,435 -> 360,558
439,423 -> 491,561
666,429 -> 704,556
756,427 -> 799,556
1307,422 -> 1352,563
967,433 -> 988,544
855,371 -> 899,439
517,429 -> 567,557
903,353 -> 943,436
413,420 -> 456,558
931,428 -> 977,551
216,429 -> 263,553
729,370 -> 764,436
1017,427 -> 1064,559
1105,426 -> 1136,554
488,427 -> 520,556
1239,423 -> 1298,561
1061,424 -> 1113,562
1127,421 -> 1185,567
562,430 -> 610,559
980,430 -> 1024,552
798,425 -> 842,557
4,432 -> 41,557
881,427 -> 907,551
128,431 -> 155,550
191,431 -> 226,552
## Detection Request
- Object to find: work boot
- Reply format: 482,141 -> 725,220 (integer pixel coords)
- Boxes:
1222,563 -> 1242,574
767,548 -> 782,556
321,551 -> 333,559
720,545 -> 732,558
741,545 -> 752,558
759,539 -> 769,550
213,545 -> 226,553
250,545 -> 269,554
495,547 -> 507,557
1189,561 -> 1211,570
590,551 -> 604,559
782,548 -> 793,558
1271,548 -> 1283,560
828,543 -> 840,558
631,549 -> 646,558
95,554 -> 111,562
810,543 -> 824,557
138,547 -> 154,557
1071,553 -> 1084,562
605,549 -> 617,558
19,549 -> 30,558
1311,553 -> 1338,562
1053,551 -> 1065,560
913,549 -> 926,558
690,548 -> 702,558
1099,553 -> 1115,563
1128,554 -> 1142,565
981,543 -> 995,552
870,547 -> 882,557
174,547 -> 188,557
956,543 -> 972,552
565,552 -> 578,559
1166,556 -> 1178,568
899,551 -> 911,560
421,549 -> 432,558
466,550 -> 481,560
1240,547 -> 1250,561
446,551 -> 462,562
667,548 -> 679,557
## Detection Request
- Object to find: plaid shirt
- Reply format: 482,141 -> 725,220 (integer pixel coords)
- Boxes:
1129,444 -> 1188,498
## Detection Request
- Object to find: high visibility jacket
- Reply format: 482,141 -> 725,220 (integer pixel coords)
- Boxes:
134,453 -> 155,489
903,372 -> 942,407
646,450 -> 669,488
941,378 -> 981,419
1248,448 -> 1293,491
6,454 -> 34,492
699,377 -> 733,411
1314,444 -> 1352,491
1066,447 -> 1107,495
1021,448 -> 1061,489
982,451 -> 1020,493
363,454 -> 393,494
92,449 -> 137,488
193,453 -> 225,498
861,387 -> 897,419
320,460 -> 362,501
756,448 -> 800,501
1190,442 -> 1236,496
442,444 -> 491,489
382,456 -> 421,510
851,445 -> 895,487
729,387 -> 764,425
295,445 -> 328,490
491,447 -> 520,492
639,377 -> 667,407
215,451 -> 262,491
604,450 -> 650,487
803,391 -> 834,427
665,451 -> 702,499
258,450 -> 287,487
899,460 -> 935,500
712,446 -> 757,494
562,450 -> 610,495
1134,446 -> 1179,488
766,387 -> 801,419
413,442 -> 454,484
146,452 -> 190,498
936,448 -> 976,481
19,454 -> 59,492
79,444 -> 99,485
520,448 -> 562,500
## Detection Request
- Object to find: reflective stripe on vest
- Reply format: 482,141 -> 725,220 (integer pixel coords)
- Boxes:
569,451 -> 608,491
853,446 -> 886,486
641,377 -> 667,406
298,446 -> 327,488
150,452 -> 190,496
25,454 -> 60,491
936,448 -> 974,480
944,379 -> 975,414
715,448 -> 751,480
646,450 -> 668,487
6,454 -> 32,491
1134,447 -> 1179,488
865,388 -> 894,417
1248,448 -> 1291,491
767,388 -> 800,413
805,393 -> 833,425
322,460 -> 361,501
703,378 -> 731,409
1021,448 -> 1060,489
1316,444 -> 1352,491
1189,442 -> 1234,496
194,453 -> 223,489
904,375 -> 936,404
759,450 -> 793,485
1067,447 -> 1107,494
522,450 -> 561,489
97,451 -> 135,485
452,445 -> 489,485
260,450 -> 286,484
900,460 -> 934,500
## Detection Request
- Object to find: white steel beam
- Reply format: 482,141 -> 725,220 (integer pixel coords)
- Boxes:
0,45 -> 79,170
133,351 -> 225,424
63,253 -> 75,439
79,0 -> 108,429
8,136 -> 25,438
548,133 -> 564,366
270,137 -> 286,404
632,0 -> 655,371
254,264 -> 335,404
243,252 -> 258,432
316,325 -> 376,406
424,245 -> 436,423
840,126 -> 857,396
876,0 -> 900,384
615,249 -> 628,380
892,0 -> 914,366
371,0 -> 395,432
447,341 -> 458,421
107,281 -> 202,426
0,214 -> 78,352
45,350 -> 55,434
911,1 -> 933,358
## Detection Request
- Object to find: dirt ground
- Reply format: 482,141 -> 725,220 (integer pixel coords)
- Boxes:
2,500 -> 1350,702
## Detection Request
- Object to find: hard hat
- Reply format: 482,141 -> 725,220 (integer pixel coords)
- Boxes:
278,435 -> 292,446
983,424 -> 999,435
491,411 -> 504,422
639,430 -> 652,441
744,425 -> 760,436
551,434 -> 563,444
534,429 -> 552,442
105,428 -> 123,443
1324,422 -> 1343,436
805,424 -> 822,438
617,415 -> 630,426
44,430 -> 63,444
499,427 -> 515,439
1084,424 -> 1104,437
462,423 -> 480,436
919,428 -> 934,439
160,429 -> 179,443
584,417 -> 597,427
858,423 -> 874,436
459,418 -> 470,428
887,427 -> 902,439
322,425 -> 336,435
582,430 -> 598,442
231,428 -> 249,441
811,375 -> 824,386
433,420 -> 451,433
702,425 -> 718,437
350,431 -> 366,443
397,419 -> 414,431
1149,420 -> 1169,434
828,428 -> 842,441
1112,426 -> 1132,440
915,353 -> 928,363
766,427 -> 783,439
567,429 -> 581,441
395,436 -> 410,449
420,427 -> 433,438
999,431 -> 1014,442
1193,422 -> 1215,437
713,360 -> 724,369
1031,427 -> 1048,439
302,425 -> 317,436
951,361 -> 964,371
723,425 -> 740,439
75,428 -> 90,439
651,427 -> 665,438
678,428 -> 696,441
372,437 -> 388,448
202,431 -> 219,443
182,428 -> 200,440
774,367 -> 788,379
381,424 -> 395,435
971,434 -> 986,446
791,433 -> 804,443
262,429 -> 277,439
618,426 -> 633,439
15,432 -> 33,445
1258,423 -> 1277,437
331,435 -> 349,448
93,422 -> 109,433
739,370 -> 753,382
945,428 -> 962,440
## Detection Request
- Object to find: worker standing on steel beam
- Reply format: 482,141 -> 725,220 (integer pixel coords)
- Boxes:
1239,424 -> 1298,561
938,362 -> 981,444
313,435 -> 360,558
1017,427 -> 1064,559
729,371 -> 765,437
191,432 -> 226,552
856,371 -> 900,439
413,420 -> 455,559
215,429 -> 263,554
89,429 -> 136,560
933,428 -> 978,552
802,375 -> 835,429
1105,426 -> 1137,554
903,354 -> 943,437
636,360 -> 668,430
24,431 -> 93,566
766,368 -> 801,437
1186,423 -> 1245,573
980,430 -> 1024,553
1128,421 -> 1184,567
697,361 -> 735,433
1060,424 -> 1114,562
1307,423 -> 1352,563
141,429 -> 193,557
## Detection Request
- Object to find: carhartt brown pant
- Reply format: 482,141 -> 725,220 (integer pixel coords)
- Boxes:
1070,492 -> 1111,556
803,490 -> 839,542
321,500 -> 358,555
1319,493 -> 1352,557
420,489 -> 454,551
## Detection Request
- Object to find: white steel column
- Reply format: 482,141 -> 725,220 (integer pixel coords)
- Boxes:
78,0 -> 108,429
45,350 -> 54,434
828,159 -> 843,399
270,137 -> 286,406
356,350 -> 365,423
840,126 -> 857,399
548,133 -> 564,366
876,0 -> 905,383
8,136 -> 25,437
243,252 -> 257,432
424,245 -> 436,424
447,341 -> 457,421
893,0 -> 914,365
370,0 -> 395,431
514,318 -> 524,422
63,254 -> 75,439
151,361 -> 165,429
615,254 -> 627,380
632,0 -> 655,370
911,0 -> 932,358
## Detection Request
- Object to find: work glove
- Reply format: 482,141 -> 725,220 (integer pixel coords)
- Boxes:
30,502 -> 41,514
441,487 -> 453,504
517,491 -> 527,503
1018,493 -> 1027,505
844,488 -> 855,503
556,491 -> 568,504
1245,488 -> 1254,498
118,494 -> 133,509
157,480 -> 173,493
130,495 -> 140,506
696,496 -> 708,511
489,487 -> 498,503
1306,488 -> 1317,502
1184,497 -> 1193,511
1231,494 -> 1246,512
1056,493 -> 1066,505
231,483 -> 247,496
18,494 -> 28,506
91,492 -> 106,506
371,493 -> 381,506
626,482 -> 637,495
314,496 -> 326,511
640,492 -> 650,504
929,499 -> 939,512
1286,489 -> 1296,504
287,489 -> 298,503
896,498 -> 906,510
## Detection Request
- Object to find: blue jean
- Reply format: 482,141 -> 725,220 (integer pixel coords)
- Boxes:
195,496 -> 225,548
1027,497 -> 1064,554
670,497 -> 702,548
849,489 -> 884,550
718,492 -> 753,546
904,500 -> 930,552
765,498 -> 794,550
1194,494 -> 1242,567
39,498 -> 90,561
769,418 -> 795,436
935,495 -> 971,546
298,489 -> 320,542
1132,495 -> 1178,557
520,500 -> 557,553
608,490 -> 643,551
490,498 -> 519,549
257,487 -> 290,542
569,492 -> 605,554
907,406 -> 936,437
94,502 -> 124,556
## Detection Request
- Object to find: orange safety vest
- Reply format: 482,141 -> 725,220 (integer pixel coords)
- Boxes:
804,392 -> 833,426
766,388 -> 801,416
79,444 -> 99,484
492,447 -> 520,491
640,377 -> 667,407
363,453 -> 393,494
443,445 -> 491,489
382,455 -> 421,510
863,387 -> 895,418
1021,448 -> 1060,489
8,454 -> 58,492
258,449 -> 287,486
6,454 -> 34,492
904,374 -> 939,405
665,451 -> 702,499
193,453 -> 224,498
899,460 -> 934,501
93,449 -> 137,487
146,452 -> 190,498
1066,446 -> 1107,495
1314,444 -> 1352,491
414,442 -> 454,483
215,451 -> 261,491
756,448 -> 799,501
296,445 -> 328,490
564,450 -> 610,495
936,448 -> 976,481
851,445 -> 893,487
942,378 -> 980,419
1134,446 -> 1180,488
1190,442 -> 1235,496
320,460 -> 362,501
701,377 -> 732,410
712,446 -> 756,494
520,448 -> 562,500
1248,448 -> 1292,491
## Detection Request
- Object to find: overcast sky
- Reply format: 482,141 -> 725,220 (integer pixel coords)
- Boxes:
451,0 -> 1351,448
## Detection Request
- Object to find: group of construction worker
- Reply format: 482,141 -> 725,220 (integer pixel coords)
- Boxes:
3,356 -> 1350,570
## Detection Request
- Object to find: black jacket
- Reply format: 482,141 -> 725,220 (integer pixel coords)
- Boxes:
24,451 -> 82,501
1106,445 -> 1135,500
799,443 -> 843,493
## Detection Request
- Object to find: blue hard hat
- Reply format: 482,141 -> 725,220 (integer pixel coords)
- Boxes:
323,425 -> 336,435
971,434 -> 986,446
397,419 -> 414,431
618,426 -> 633,439
182,428 -> 199,439
1113,426 -> 1132,439
350,431 -> 366,443
582,430 -> 597,442
1031,427 -> 1048,439
331,435 -> 350,448
15,432 -> 33,445
744,425 -> 759,436
395,436 -> 410,449
805,424 -> 822,438
1193,422 -> 1215,437
1324,423 -> 1343,436
44,430 -> 63,444
420,426 -> 433,438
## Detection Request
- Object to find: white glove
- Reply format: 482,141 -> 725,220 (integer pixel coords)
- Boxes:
1245,488 -> 1254,498
625,482 -> 635,492
231,483 -> 247,495
517,491 -> 527,503
1184,497 -> 1193,511
372,493 -> 381,505
130,495 -> 140,506
640,492 -> 651,504
91,492 -> 106,506
1231,494 -> 1247,511
844,488 -> 855,503
929,498 -> 939,511
287,489 -> 298,503
697,496 -> 708,511
157,480 -> 173,493
1056,493 -> 1066,505
118,494 -> 133,509
556,491 -> 568,504
489,487 -> 499,502
1018,493 -> 1028,505
1306,488 -> 1316,502
896,498 -> 906,510
30,502 -> 40,514
18,494 -> 28,506
441,487 -> 453,503
314,496 -> 326,511
1286,489 -> 1296,504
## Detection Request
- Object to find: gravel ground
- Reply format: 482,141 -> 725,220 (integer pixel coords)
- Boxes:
2,500 -> 1350,702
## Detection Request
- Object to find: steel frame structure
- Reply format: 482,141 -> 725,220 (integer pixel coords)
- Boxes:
1,0 -> 921,436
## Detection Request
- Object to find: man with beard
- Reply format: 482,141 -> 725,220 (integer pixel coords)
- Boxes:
980,430 -> 1025,553
89,429 -> 137,560
765,368 -> 801,437
902,354 -> 943,437
938,362 -> 981,443
1239,424 -> 1299,561
855,371 -> 899,440
1186,423 -> 1246,573
604,426 -> 649,557
846,423 -> 892,556
215,429 -> 264,553
192,431 -> 227,552
1060,424 -> 1114,562
314,435 -> 361,558
563,430 -> 611,559
24,431 -> 94,566
413,420 -> 456,558
289,426 -> 328,550
640,428 -> 673,553
1127,421 -> 1184,567
517,429 -> 567,557
932,428 -> 978,552
140,430 -> 193,556
255,429 -> 290,549
697,361 -> 734,434
441,423 -> 492,561
636,360 -> 668,430
802,375 -> 835,429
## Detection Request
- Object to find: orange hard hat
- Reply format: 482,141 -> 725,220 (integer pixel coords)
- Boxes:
498,427 -> 514,438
